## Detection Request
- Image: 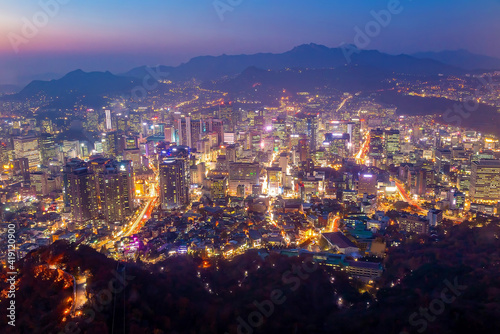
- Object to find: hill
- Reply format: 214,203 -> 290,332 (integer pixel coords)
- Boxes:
2,221 -> 500,334
412,49 -> 500,71
16,70 -> 138,99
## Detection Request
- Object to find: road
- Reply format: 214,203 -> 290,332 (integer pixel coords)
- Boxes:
335,95 -> 352,114
176,95 -> 199,108
94,196 -> 157,249
124,197 -> 156,237
393,179 -> 464,223
329,216 -> 341,232
393,180 -> 426,213
355,132 -> 370,163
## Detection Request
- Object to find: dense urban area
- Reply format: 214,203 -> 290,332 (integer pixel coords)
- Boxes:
1,62 -> 500,333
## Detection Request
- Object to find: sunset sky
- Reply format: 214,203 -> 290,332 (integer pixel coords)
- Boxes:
1,0 -> 499,84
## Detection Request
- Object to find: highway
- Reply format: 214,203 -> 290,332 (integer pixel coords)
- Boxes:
393,179 -> 464,223
355,132 -> 370,163
124,197 -> 156,237
94,195 -> 157,249
393,179 -> 426,213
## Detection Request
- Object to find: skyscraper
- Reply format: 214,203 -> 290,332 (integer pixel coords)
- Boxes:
175,117 -> 205,148
98,171 -> 128,223
298,136 -> 309,163
347,121 -> 361,154
102,132 -> 118,157
105,109 -> 112,130
67,167 -> 99,223
159,159 -> 188,209
65,158 -> 134,223
39,133 -> 57,165
306,115 -> 318,153
369,129 -> 384,160
470,160 -> 500,203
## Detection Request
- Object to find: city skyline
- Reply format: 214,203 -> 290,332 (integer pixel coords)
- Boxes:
1,1 -> 500,333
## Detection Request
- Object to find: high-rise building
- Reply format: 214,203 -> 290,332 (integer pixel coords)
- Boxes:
105,109 -> 112,130
279,152 -> 289,184
129,112 -> 142,133
225,144 -> 238,162
219,103 -> 235,132
228,162 -> 260,196
347,121 -> 361,154
175,117 -> 190,147
13,158 -> 30,182
65,158 -> 134,223
384,129 -> 400,156
102,132 -> 118,157
266,167 -> 282,196
41,119 -> 53,134
324,133 -> 350,158
67,166 -> 99,223
117,116 -> 128,132
190,119 -> 204,147
175,117 -> 205,148
95,159 -> 135,223
415,168 -> 434,196
31,171 -> 49,196
39,133 -> 57,165
85,109 -> 100,131
98,171 -> 128,223
357,173 -> 377,197
210,176 -> 227,200
369,129 -> 384,160
13,136 -> 40,169
470,160 -> 500,203
273,116 -> 287,141
306,115 -> 318,152
298,136 -> 309,163
159,159 -> 188,209
206,118 -> 224,146
115,160 -> 135,215
435,149 -> 452,173
0,142 -> 9,166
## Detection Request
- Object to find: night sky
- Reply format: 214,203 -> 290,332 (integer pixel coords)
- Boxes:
1,0 -> 499,84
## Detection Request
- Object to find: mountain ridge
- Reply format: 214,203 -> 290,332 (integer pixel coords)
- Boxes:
5,44 -> 492,108
123,43 -> 467,82
411,49 -> 500,71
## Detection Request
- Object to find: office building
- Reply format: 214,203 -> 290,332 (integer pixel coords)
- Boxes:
369,129 -> 384,160
228,162 -> 260,196
470,160 -> 500,203
384,129 -> 400,156
13,136 -> 40,169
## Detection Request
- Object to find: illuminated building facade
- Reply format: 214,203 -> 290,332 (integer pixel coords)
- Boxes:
470,160 -> 500,203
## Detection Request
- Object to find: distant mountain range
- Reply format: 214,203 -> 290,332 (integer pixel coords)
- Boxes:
412,49 -> 500,71
5,44 -> 500,108
124,43 -> 466,82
